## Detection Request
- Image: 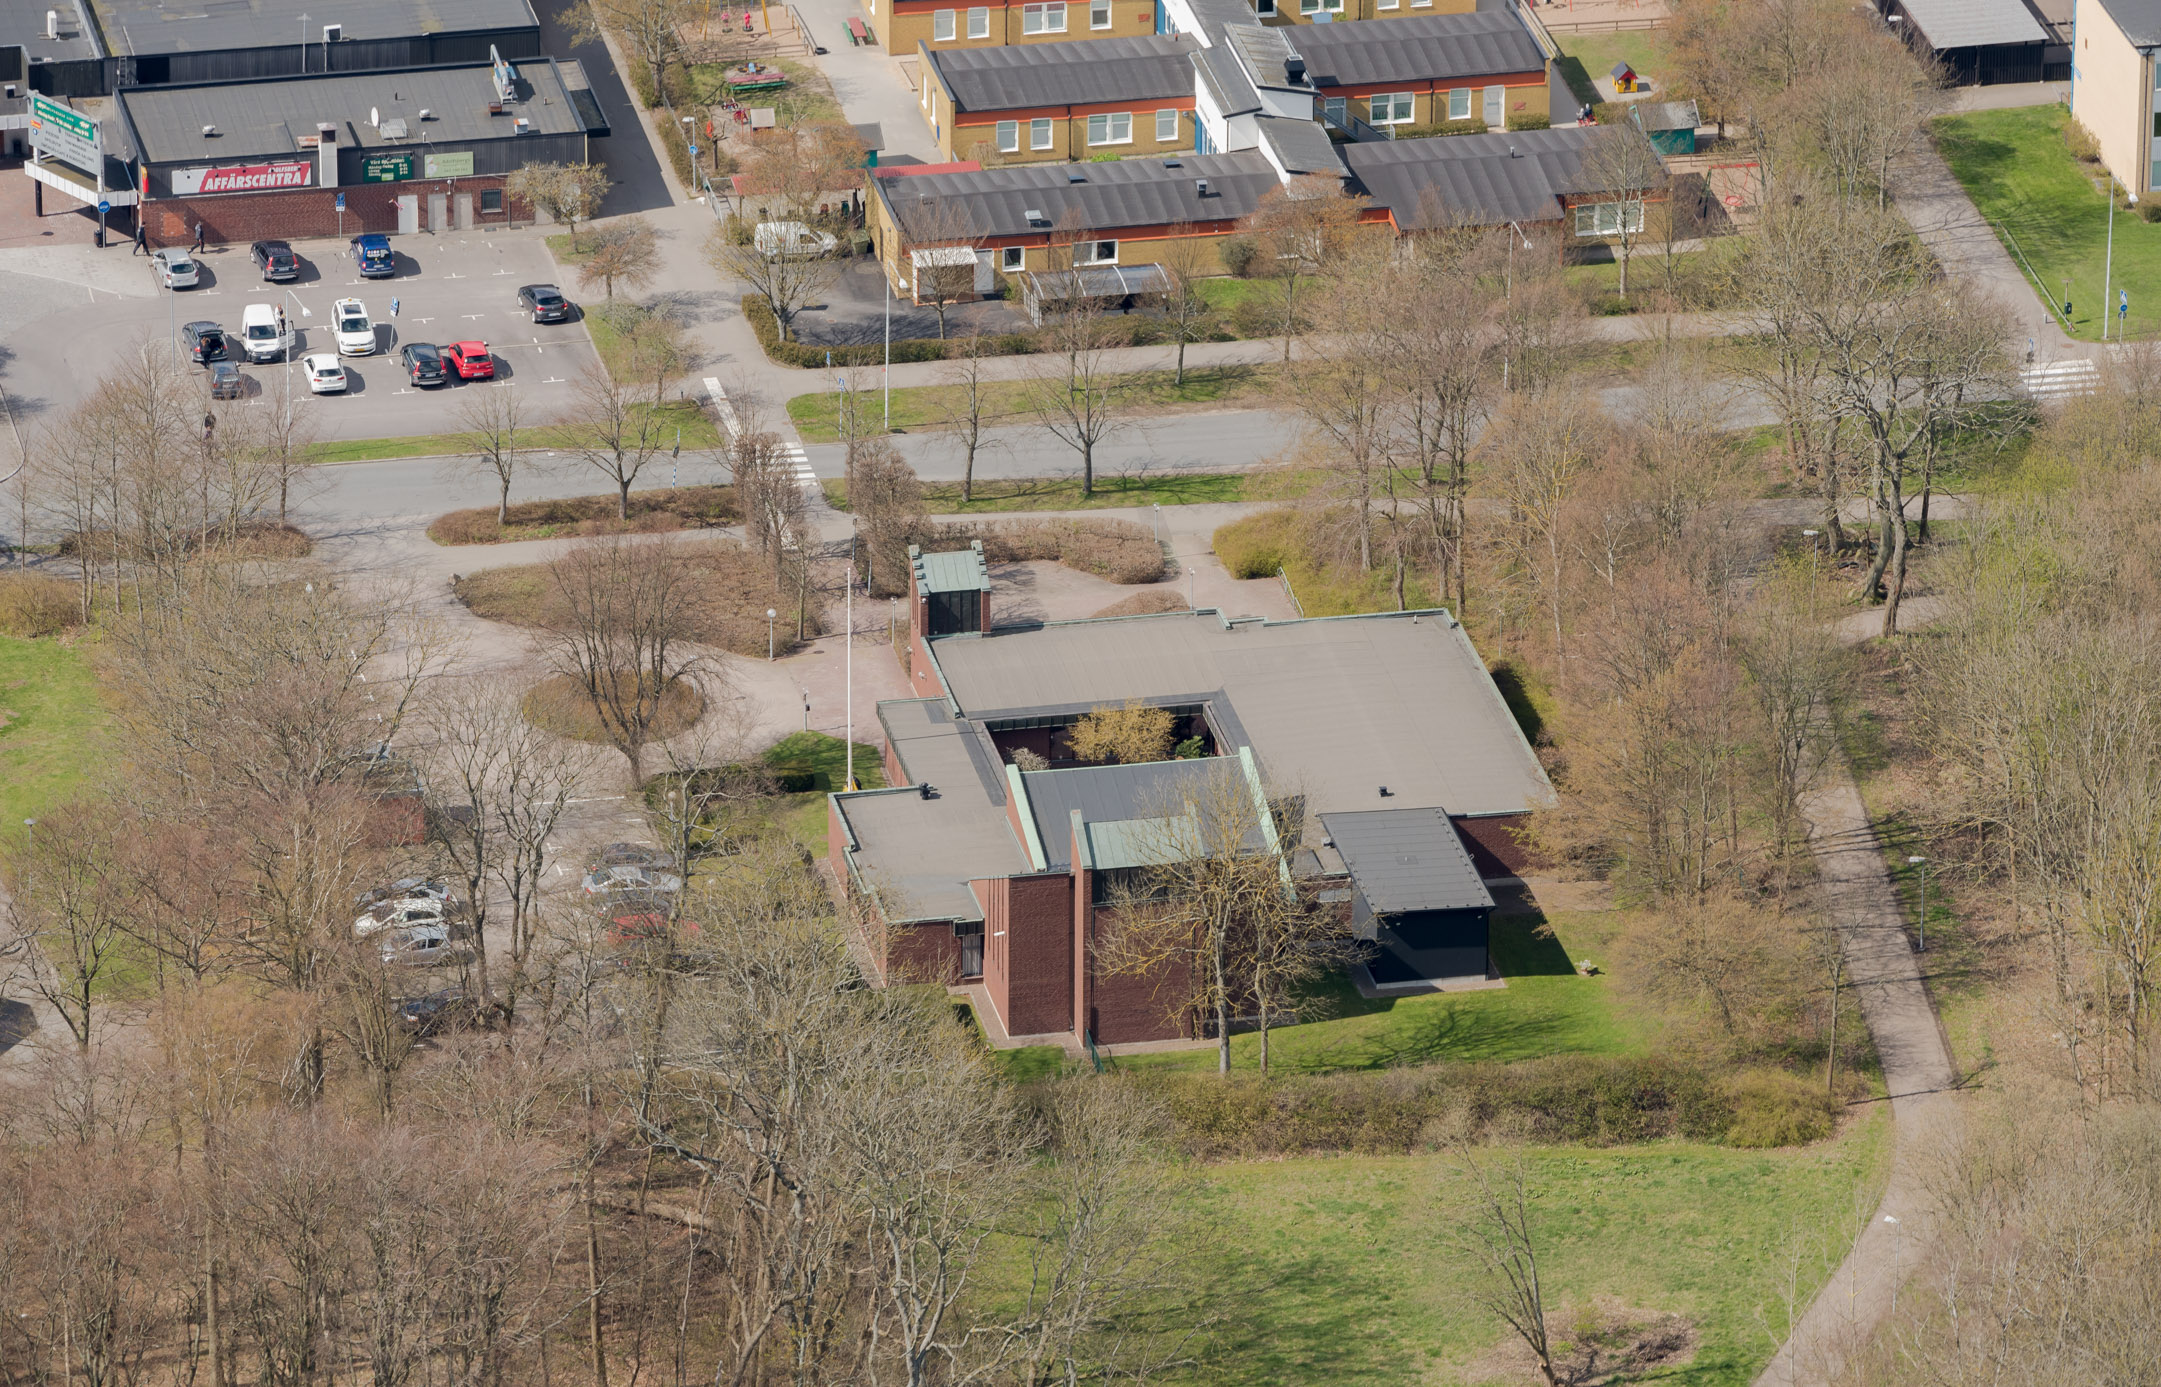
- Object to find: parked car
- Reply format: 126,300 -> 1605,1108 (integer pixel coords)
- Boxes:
355,896 -> 453,938
606,896 -> 700,946
208,361 -> 244,400
587,842 -> 679,873
753,222 -> 837,258
517,283 -> 572,323
399,341 -> 446,387
239,302 -> 292,363
396,989 -> 504,1036
378,923 -> 464,967
302,352 -> 347,394
357,877 -> 455,908
440,340 -> 493,380
150,248 -> 200,289
332,298 -> 376,356
350,233 -> 396,278
581,863 -> 684,896
249,239 -> 301,281
180,320 -> 228,365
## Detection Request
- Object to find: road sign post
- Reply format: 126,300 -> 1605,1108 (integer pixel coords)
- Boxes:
335,191 -> 346,239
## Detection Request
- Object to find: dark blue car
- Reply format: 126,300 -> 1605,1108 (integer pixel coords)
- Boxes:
350,233 -> 395,278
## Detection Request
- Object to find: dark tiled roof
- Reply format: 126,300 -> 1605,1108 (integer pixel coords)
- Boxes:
879,149 -> 1280,241
93,0 -> 538,54
1290,10 -> 1545,87
1256,113 -> 1342,175
1341,124 -> 1665,230
927,35 -> 1197,112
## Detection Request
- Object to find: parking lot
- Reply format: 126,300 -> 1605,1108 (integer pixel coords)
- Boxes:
0,224 -> 607,441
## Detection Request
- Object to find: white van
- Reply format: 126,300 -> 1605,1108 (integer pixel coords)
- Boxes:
753,221 -> 838,259
239,302 -> 293,363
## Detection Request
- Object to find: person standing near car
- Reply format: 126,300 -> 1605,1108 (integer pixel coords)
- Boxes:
192,222 -> 206,252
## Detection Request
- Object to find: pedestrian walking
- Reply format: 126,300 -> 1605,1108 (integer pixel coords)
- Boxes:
131,222 -> 146,256
192,221 -> 205,252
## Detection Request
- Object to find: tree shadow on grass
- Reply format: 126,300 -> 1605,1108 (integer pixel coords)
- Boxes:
1189,1219 -> 1418,1387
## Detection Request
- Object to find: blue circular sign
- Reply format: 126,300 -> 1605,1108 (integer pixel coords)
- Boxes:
97,199 -> 110,214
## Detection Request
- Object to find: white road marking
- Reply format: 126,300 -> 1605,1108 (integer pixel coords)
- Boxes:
542,376 -> 566,384
461,313 -> 484,320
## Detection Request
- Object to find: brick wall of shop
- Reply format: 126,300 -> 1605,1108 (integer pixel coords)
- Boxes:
140,176 -> 528,248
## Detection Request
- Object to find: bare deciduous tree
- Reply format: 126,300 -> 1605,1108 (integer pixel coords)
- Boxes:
565,369 -> 672,520
710,224 -> 841,343
452,382 -> 529,526
544,535 -> 704,785
507,161 -> 608,249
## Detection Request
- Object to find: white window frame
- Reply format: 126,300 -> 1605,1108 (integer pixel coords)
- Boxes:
1573,200 -> 1645,237
1087,111 -> 1133,145
1322,95 -> 1345,126
1377,0 -> 1399,9
968,4 -> 990,35
1030,116 -> 1053,149
1448,87 -> 1470,121
1370,91 -> 1413,125
1022,2 -> 1066,33
1156,108 -> 1179,141
1001,246 -> 1025,271
1077,239 -> 1118,265
1090,0 -> 1111,27
996,119 -> 1020,152
1299,0 -> 1343,12
933,7 -> 956,40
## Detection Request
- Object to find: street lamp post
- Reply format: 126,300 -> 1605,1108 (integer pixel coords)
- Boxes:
1884,1215 -> 1902,1314
298,14 -> 310,72
1908,855 -> 1928,952
767,607 -> 777,661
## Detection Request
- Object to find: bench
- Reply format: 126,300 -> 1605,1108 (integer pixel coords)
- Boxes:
846,16 -> 869,45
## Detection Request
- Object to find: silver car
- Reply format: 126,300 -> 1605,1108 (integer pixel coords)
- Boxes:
150,248 -> 200,289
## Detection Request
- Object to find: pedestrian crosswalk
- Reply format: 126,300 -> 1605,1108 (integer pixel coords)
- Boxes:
2020,359 -> 2100,401
704,374 -> 823,501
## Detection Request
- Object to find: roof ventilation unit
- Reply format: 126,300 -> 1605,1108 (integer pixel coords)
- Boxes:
1195,177 -> 1210,196
1067,170 -> 1085,183
44,9 -> 57,38
380,117 -> 409,139
417,108 -> 433,120
323,22 -> 341,41
1284,55 -> 1305,83
1162,159 -> 1181,168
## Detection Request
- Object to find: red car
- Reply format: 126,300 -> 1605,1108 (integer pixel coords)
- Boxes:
441,340 -> 494,380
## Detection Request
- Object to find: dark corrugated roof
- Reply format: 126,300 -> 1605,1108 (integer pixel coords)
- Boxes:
1225,22 -> 1303,89
1341,125 -> 1665,230
880,149 -> 1281,241
2095,0 -> 2161,46
928,35 -> 1197,112
121,59 -> 582,164
1195,42 -> 1261,117
94,0 -> 538,55
1290,10 -> 1545,87
1256,114 -> 1342,175
1322,807 -> 1494,914
1900,0 -> 2047,48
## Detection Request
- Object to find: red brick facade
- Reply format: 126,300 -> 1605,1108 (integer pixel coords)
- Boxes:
139,178 -> 528,249
1454,813 -> 1531,878
982,873 -> 1073,1038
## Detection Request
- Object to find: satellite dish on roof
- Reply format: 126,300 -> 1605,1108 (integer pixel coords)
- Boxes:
370,106 -> 380,128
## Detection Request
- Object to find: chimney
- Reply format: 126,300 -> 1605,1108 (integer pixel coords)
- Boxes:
1196,177 -> 1210,196
316,122 -> 339,187
45,9 -> 57,40
1284,55 -> 1305,84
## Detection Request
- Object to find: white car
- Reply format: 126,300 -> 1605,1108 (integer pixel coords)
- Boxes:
357,876 -> 454,908
581,864 -> 684,896
753,221 -> 838,259
332,297 -> 376,355
302,352 -> 347,394
239,302 -> 293,363
150,248 -> 200,289
379,923 -> 460,966
355,897 -> 452,938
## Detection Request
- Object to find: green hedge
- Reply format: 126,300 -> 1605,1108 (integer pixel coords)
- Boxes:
1507,111 -> 1552,132
740,294 -> 1232,369
1132,1055 -> 1842,1158
1401,118 -> 1491,140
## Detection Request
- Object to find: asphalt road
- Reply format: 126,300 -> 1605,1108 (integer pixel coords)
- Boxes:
0,227 -> 603,439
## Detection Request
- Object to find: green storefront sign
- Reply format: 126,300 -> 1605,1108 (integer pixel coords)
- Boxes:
361,152 -> 415,182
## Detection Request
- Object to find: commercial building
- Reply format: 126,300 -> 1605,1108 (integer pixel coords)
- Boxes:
918,35 -> 1198,163
93,0 -> 543,89
2071,0 -> 2161,195
829,549 -> 1550,1050
0,0 -> 103,98
117,55 -> 603,245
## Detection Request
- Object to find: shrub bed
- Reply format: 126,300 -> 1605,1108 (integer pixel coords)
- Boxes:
429,486 -> 741,545
451,538 -> 823,657
522,672 -> 704,744
0,574 -> 82,638
1135,1055 -> 1852,1158
742,295 -> 1236,369
1090,589 -> 1188,619
1507,111 -> 1552,132
935,517 -> 1167,584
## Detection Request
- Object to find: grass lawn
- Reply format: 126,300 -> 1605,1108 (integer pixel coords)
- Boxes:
1194,277 -> 1273,314
1555,29 -> 1675,110
764,731 -> 886,854
686,56 -> 844,125
784,364 -> 1276,444
1112,909 -> 1644,1076
0,635 -> 110,828
1175,1109 -> 1887,1386
304,401 -> 722,465
823,471 -> 1252,514
1933,106 -> 2160,342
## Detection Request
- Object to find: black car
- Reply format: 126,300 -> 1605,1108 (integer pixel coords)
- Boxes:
400,341 -> 446,387
396,989 -> 504,1037
249,239 -> 301,282
180,320 -> 228,365
208,361 -> 244,399
517,283 -> 572,323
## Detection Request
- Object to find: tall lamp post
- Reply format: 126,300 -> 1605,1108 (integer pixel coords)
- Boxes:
2104,173 -> 2118,341
1907,855 -> 1928,952
766,607 -> 777,661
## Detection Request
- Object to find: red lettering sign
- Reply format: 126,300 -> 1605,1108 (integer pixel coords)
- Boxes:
171,162 -> 315,196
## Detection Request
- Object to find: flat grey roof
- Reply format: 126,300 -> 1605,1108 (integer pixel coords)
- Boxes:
1291,10 -> 1545,88
1020,757 -> 1249,870
926,609 -> 1552,819
926,35 -> 1196,113
1629,99 -> 1700,133
1342,124 -> 1664,230
1225,21 -> 1303,89
0,0 -> 101,60
1899,0 -> 2047,49
839,702 -> 1024,923
1322,807 -> 1494,914
878,149 -> 1280,241
120,58 -> 582,164
1256,113 -> 1342,176
93,0 -> 538,56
